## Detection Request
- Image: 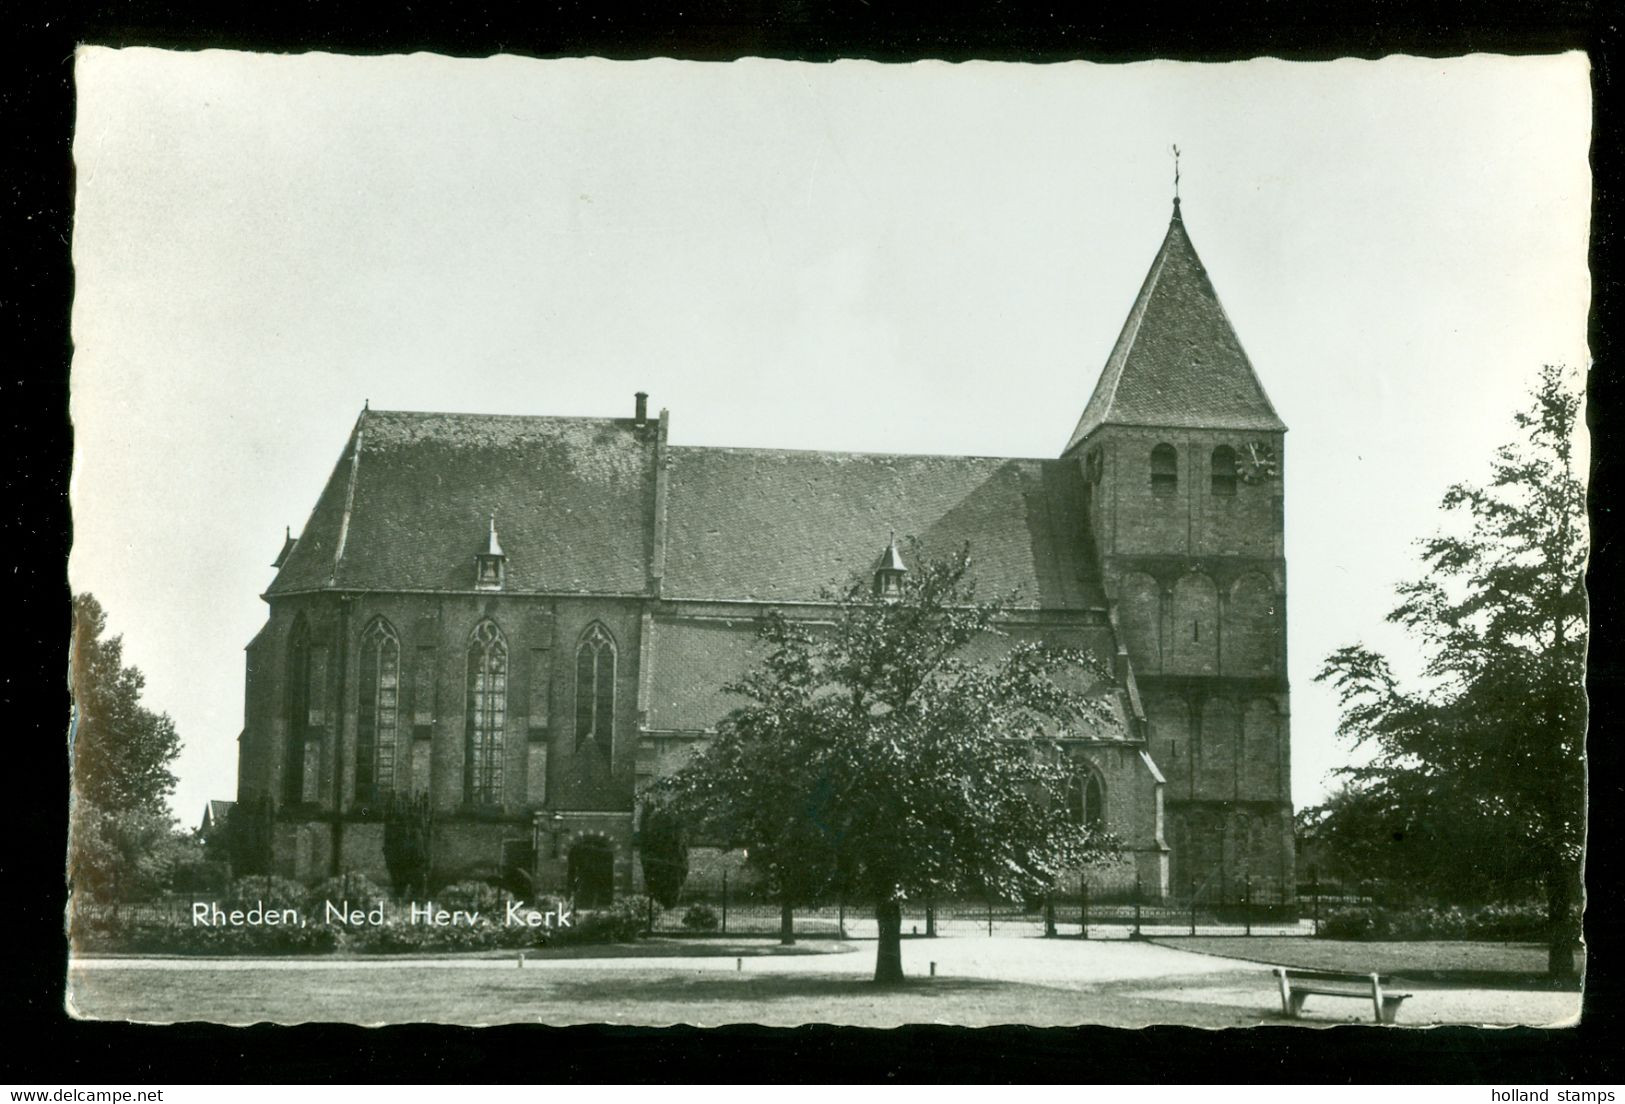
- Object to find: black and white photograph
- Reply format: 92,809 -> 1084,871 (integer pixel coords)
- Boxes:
63,48 -> 1590,1032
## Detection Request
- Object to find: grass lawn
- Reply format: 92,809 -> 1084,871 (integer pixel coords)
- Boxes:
1148,937 -> 1583,990
66,961 -> 1271,1027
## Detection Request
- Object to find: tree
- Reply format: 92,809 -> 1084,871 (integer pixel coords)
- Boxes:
69,800 -> 191,908
69,594 -> 186,907
70,594 -> 182,818
1317,364 -> 1586,977
654,542 -> 1118,982
637,800 -> 690,910
382,792 -> 435,899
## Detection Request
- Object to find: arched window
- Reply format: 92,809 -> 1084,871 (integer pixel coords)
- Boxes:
355,617 -> 400,802
1211,445 -> 1238,498
465,620 -> 507,805
1065,769 -> 1106,834
575,622 -> 616,756
283,618 -> 311,804
1150,444 -> 1178,496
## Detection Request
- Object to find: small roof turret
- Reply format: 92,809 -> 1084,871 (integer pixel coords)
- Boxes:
271,526 -> 299,569
872,532 -> 907,600
872,532 -> 907,574
475,513 -> 506,590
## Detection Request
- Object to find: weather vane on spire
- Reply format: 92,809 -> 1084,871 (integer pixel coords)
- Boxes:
1171,144 -> 1181,203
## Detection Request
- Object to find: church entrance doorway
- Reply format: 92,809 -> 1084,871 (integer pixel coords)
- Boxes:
568,837 -> 615,907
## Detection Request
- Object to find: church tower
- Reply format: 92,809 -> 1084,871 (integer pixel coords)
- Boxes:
1064,197 -> 1295,904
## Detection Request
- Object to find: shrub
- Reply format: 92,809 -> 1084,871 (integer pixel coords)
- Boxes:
169,860 -> 231,896
638,802 -> 690,908
681,904 -> 720,931
557,896 -> 655,944
435,880 -> 505,914
222,874 -> 309,911
1319,902 -> 1551,942
72,910 -> 339,955
1464,902 -> 1548,941
305,872 -> 391,911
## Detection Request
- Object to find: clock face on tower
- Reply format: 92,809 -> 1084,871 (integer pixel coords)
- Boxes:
1239,440 -> 1278,484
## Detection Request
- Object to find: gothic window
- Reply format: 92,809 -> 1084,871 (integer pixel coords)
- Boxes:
464,620 -> 507,805
1211,445 -> 1238,498
355,617 -> 400,803
283,618 -> 311,804
1150,444 -> 1178,496
574,622 -> 616,755
1065,769 -> 1106,834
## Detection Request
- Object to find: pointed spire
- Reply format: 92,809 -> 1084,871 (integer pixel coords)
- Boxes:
1061,202 -> 1285,455
485,512 -> 504,557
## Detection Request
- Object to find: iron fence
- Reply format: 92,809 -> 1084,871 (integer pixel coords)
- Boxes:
647,871 -> 1313,940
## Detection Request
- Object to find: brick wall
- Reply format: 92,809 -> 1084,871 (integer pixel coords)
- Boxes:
1078,422 -> 1294,900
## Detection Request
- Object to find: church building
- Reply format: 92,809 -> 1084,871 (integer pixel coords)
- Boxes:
235,198 -> 1294,905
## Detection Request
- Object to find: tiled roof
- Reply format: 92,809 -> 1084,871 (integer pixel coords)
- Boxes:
268,410 -> 656,596
647,616 -> 1132,737
661,447 -> 1105,608
1063,203 -> 1286,454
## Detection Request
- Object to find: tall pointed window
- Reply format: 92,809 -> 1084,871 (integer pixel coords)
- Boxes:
1065,769 -> 1106,834
1151,444 -> 1178,496
1210,445 -> 1238,498
284,618 -> 311,804
355,617 -> 400,803
465,620 -> 507,805
574,622 -> 616,756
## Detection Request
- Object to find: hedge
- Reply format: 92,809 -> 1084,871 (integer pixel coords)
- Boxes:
71,895 -> 660,954
1318,902 -> 1549,941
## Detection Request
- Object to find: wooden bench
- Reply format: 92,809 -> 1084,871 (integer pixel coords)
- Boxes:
1275,967 -> 1412,1024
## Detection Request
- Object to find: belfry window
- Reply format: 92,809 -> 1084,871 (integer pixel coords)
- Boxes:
355,618 -> 400,803
1211,445 -> 1238,498
574,623 -> 616,755
1151,444 -> 1178,496
464,620 -> 507,805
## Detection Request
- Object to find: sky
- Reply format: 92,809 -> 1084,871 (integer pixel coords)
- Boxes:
68,49 -> 1592,826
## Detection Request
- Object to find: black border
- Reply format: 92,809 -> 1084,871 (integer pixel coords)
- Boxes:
11,0 -> 1621,1084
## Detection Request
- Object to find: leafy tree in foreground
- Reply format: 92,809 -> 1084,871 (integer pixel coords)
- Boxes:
71,593 -> 181,818
69,593 -> 187,906
69,800 -> 192,908
654,543 -> 1117,982
1316,364 -> 1586,978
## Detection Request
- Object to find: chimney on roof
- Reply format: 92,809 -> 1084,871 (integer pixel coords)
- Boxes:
634,391 -> 649,426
